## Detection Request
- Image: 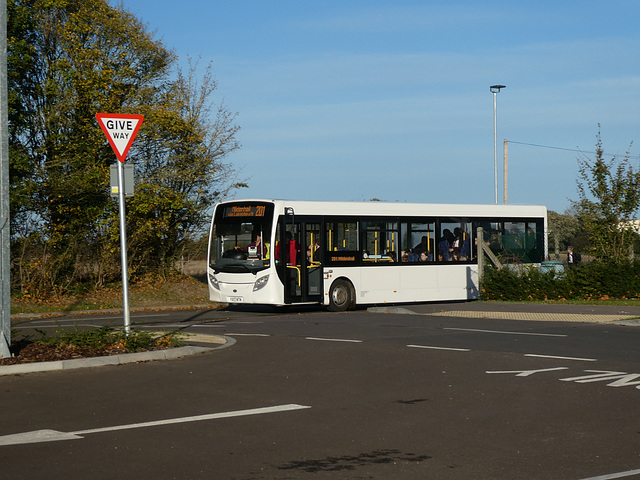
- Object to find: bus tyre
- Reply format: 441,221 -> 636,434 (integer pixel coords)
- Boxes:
328,279 -> 354,312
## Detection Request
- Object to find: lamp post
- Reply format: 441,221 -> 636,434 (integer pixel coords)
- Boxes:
490,85 -> 505,204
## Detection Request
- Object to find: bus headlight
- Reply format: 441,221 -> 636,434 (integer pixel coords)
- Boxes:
253,275 -> 269,291
209,273 -> 220,290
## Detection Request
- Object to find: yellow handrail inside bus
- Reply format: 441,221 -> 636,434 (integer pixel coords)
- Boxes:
286,265 -> 301,286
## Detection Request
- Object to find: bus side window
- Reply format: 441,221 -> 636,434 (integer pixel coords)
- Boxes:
402,221 -> 435,262
326,221 -> 359,252
439,219 -> 471,261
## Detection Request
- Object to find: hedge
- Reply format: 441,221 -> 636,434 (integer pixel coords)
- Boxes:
480,261 -> 640,301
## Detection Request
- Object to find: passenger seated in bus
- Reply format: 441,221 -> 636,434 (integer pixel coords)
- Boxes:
413,236 -> 429,256
452,228 -> 462,252
386,251 -> 397,262
452,228 -> 470,261
418,251 -> 430,262
401,251 -> 409,262
439,229 -> 454,261
460,236 -> 470,259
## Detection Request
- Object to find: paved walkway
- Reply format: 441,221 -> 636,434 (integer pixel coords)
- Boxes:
370,301 -> 640,325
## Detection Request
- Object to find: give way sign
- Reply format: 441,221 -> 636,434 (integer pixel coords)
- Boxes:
96,113 -> 144,162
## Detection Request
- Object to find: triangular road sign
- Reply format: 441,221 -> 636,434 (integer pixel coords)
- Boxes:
96,113 -> 144,162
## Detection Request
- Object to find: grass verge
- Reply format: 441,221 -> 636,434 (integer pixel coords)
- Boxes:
10,272 -> 210,315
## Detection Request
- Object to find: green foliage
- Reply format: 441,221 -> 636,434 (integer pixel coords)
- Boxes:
547,209 -> 588,257
8,0 -> 244,295
573,128 -> 640,263
481,262 -> 640,301
36,325 -> 183,352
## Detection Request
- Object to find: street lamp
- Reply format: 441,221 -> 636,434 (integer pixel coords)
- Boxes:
490,85 -> 505,204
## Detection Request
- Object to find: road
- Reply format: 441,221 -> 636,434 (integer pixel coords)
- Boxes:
3,304 -> 640,479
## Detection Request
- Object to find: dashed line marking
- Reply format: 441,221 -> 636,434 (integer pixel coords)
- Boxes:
407,344 -> 471,352
525,353 -> 597,362
306,337 -> 363,343
444,327 -> 566,337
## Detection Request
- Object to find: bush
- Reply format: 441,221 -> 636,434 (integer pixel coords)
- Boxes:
36,325 -> 184,352
481,261 -> 640,301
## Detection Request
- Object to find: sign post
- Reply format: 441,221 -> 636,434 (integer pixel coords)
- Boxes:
1,0 -> 11,357
96,113 -> 144,334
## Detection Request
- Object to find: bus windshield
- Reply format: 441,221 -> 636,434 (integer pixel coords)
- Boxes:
209,202 -> 274,274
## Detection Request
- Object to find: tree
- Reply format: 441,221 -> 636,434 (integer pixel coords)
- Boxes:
547,207 -> 592,260
573,128 -> 640,263
7,0 -> 244,293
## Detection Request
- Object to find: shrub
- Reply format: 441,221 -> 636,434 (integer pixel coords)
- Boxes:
481,261 -> 640,301
36,325 -> 184,352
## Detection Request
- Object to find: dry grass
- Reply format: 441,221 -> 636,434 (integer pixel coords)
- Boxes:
11,271 -> 210,314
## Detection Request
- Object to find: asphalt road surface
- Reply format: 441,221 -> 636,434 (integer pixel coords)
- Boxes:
3,304 -> 640,479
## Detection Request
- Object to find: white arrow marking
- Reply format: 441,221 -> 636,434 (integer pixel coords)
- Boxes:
0,404 -> 311,446
560,370 -> 640,387
578,467 -> 640,479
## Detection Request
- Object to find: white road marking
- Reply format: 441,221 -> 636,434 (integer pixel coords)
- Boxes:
525,353 -> 597,362
0,404 -> 311,446
486,367 -> 569,377
407,344 -> 471,352
15,323 -> 105,329
444,327 -> 566,337
561,370 -> 640,388
305,337 -> 363,343
226,333 -> 271,337
578,468 -> 640,479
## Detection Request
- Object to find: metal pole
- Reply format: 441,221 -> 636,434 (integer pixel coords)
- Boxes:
477,227 -> 484,298
490,85 -> 505,204
0,0 -> 11,357
503,138 -> 508,204
117,161 -> 131,334
493,92 -> 498,204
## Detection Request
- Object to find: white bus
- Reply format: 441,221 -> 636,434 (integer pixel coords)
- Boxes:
207,199 -> 547,311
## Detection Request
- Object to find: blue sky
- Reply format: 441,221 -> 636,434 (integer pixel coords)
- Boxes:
117,0 -> 640,213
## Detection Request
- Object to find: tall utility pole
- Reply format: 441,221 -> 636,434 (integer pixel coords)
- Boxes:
490,85 -> 505,204
0,0 -> 11,358
503,138 -> 508,204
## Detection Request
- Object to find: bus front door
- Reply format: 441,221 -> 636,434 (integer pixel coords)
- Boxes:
278,217 -> 323,305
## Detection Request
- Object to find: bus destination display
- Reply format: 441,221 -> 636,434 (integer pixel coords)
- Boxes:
223,204 -> 267,218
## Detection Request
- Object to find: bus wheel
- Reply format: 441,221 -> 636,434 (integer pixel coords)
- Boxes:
328,279 -> 353,312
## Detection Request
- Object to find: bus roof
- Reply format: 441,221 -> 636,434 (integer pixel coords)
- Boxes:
217,199 -> 547,218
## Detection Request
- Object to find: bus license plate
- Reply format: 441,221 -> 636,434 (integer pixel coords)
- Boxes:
228,296 -> 244,303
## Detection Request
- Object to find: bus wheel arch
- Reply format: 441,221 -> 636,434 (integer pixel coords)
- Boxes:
327,278 -> 356,312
